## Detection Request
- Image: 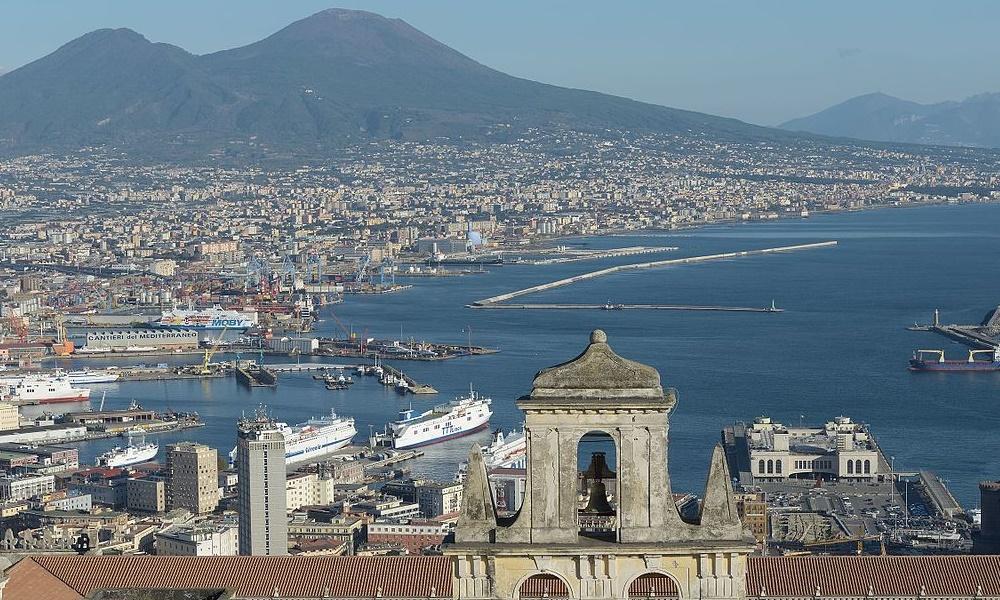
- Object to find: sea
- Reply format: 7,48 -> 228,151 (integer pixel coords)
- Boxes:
51,202 -> 1000,507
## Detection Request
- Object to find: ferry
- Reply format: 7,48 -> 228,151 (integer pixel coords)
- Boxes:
229,410 -> 356,466
909,348 -> 1000,372
3,373 -> 91,405
67,369 -> 121,384
155,305 -> 258,330
375,387 -> 492,449
97,437 -> 158,468
483,428 -> 527,469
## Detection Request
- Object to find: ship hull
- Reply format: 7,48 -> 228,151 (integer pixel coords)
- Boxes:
99,445 -> 158,468
909,360 -> 1000,372
34,392 -> 91,404
286,434 -> 355,464
394,421 -> 490,450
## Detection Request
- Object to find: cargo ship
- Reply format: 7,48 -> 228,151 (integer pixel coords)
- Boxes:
909,348 -> 1000,372
2,373 -> 91,405
229,410 -> 356,465
154,305 -> 257,330
372,387 -> 492,449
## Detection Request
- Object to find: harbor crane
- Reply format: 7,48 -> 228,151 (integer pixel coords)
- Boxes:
194,325 -> 229,375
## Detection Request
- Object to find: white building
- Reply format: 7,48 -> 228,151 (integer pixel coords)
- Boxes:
156,521 -> 239,556
747,416 -> 880,482
0,473 -> 55,502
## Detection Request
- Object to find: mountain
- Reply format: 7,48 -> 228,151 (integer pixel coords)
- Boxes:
0,8 -> 792,159
780,92 -> 1000,148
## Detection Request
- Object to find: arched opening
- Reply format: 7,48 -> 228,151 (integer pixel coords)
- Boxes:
758,459 -> 765,474
520,574 -> 570,599
847,460 -> 854,474
766,459 -> 773,474
775,459 -> 782,474
855,459 -> 862,474
864,459 -> 871,474
578,431 -> 617,541
628,573 -> 680,598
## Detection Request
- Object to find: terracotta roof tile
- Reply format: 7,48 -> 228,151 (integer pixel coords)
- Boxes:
22,555 -> 452,599
5,557 -> 83,600
748,555 -> 1000,598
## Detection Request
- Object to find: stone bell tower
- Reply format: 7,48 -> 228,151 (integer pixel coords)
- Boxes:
448,330 -> 753,600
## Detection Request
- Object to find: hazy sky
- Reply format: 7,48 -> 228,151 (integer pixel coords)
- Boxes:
3,1 -> 999,125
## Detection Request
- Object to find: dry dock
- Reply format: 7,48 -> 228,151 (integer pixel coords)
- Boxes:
470,241 -> 837,308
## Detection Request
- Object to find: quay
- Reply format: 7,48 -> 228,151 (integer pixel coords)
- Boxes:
917,470 -> 965,519
470,241 -> 838,307
379,363 -> 437,395
472,303 -> 782,312
268,362 -> 358,372
318,338 -> 498,361
524,245 -> 679,265
235,362 -> 277,387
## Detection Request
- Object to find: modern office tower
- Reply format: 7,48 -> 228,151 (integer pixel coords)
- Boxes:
236,408 -> 287,555
166,442 -> 219,514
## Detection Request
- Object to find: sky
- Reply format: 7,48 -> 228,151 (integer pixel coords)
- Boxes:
2,1 -> 1000,125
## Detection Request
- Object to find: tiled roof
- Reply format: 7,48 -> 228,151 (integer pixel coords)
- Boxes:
10,555 -> 452,600
748,555 -> 1000,598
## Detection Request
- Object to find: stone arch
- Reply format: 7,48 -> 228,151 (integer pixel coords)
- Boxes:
516,572 -> 573,599
623,570 -> 682,599
576,429 -> 620,540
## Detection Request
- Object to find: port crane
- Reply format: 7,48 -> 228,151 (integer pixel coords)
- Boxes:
194,325 -> 228,375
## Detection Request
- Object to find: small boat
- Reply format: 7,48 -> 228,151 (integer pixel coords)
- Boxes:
325,382 -> 349,391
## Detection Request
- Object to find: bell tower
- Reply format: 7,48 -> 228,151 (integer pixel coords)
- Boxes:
449,330 -> 754,600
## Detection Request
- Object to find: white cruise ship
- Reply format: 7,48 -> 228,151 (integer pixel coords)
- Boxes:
67,369 -> 121,384
3,373 -> 91,405
97,440 -> 159,468
229,410 -> 356,466
156,304 -> 258,330
382,387 -> 492,450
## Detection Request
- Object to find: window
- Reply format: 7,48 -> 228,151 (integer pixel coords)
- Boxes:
775,460 -> 782,474
864,460 -> 871,474
766,459 -> 773,474
758,459 -> 765,473
847,460 -> 853,474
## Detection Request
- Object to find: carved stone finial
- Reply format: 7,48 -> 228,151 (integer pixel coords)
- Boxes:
455,443 -> 497,543
590,329 -> 607,344
699,444 -> 746,540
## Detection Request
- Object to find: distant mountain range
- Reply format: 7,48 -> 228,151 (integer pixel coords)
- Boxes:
780,92 -> 1000,148
0,8 -> 793,160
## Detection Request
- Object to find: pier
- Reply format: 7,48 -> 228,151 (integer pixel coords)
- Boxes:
473,303 -> 782,312
235,362 -> 277,387
379,363 -> 437,395
470,241 -> 837,308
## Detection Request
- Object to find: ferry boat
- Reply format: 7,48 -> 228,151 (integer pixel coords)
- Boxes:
97,436 -> 158,468
909,348 -> 1000,372
229,410 -> 357,465
375,387 -> 492,450
155,305 -> 258,330
67,369 -> 120,384
483,428 -> 527,469
4,374 -> 91,405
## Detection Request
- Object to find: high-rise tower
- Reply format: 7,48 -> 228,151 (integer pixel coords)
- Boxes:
237,407 -> 287,556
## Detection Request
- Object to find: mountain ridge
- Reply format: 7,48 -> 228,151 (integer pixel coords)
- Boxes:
780,91 -> 1000,148
0,8 -> 798,159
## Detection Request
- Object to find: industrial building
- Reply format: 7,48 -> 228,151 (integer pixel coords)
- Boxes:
82,329 -> 199,351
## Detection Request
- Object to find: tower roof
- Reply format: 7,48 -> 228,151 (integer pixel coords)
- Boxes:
521,330 -> 671,406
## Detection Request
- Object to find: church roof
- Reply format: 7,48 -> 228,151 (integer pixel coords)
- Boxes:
525,330 -> 667,403
5,555 -> 452,600
8,554 -> 1000,599
748,555 -> 1000,598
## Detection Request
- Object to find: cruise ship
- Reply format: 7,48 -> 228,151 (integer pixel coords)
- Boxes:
229,410 -> 357,465
155,305 -> 258,330
67,369 -> 121,384
97,439 -> 158,468
377,387 -> 492,450
2,373 -> 91,405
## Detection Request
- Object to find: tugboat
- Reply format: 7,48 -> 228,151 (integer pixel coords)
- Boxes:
909,348 -> 1000,372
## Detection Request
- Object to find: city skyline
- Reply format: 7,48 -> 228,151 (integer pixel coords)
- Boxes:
3,0 -> 1000,125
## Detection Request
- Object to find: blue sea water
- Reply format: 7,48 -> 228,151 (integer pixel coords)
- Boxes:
60,203 -> 1000,506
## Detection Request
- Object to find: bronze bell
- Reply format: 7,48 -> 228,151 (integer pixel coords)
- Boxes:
582,452 -> 616,481
582,479 -> 615,515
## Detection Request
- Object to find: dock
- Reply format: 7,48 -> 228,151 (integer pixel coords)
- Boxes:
917,470 -> 964,518
470,241 -> 838,307
235,363 -> 277,387
379,363 -> 437,395
472,303 -> 782,312
269,362 -> 358,372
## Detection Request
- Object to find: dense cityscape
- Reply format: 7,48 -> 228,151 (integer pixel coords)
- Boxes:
2,3 -> 1000,600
